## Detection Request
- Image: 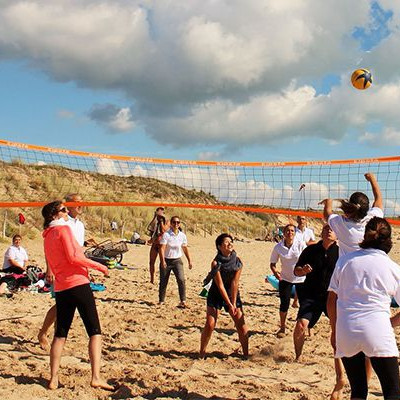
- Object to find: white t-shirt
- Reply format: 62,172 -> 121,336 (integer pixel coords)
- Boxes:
3,245 -> 28,270
160,229 -> 188,259
67,215 -> 85,246
329,248 -> 400,358
270,240 -> 305,283
328,207 -> 383,257
295,227 -> 315,250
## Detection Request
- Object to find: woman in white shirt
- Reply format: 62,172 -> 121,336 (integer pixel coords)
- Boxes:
327,217 -> 400,400
269,224 -> 304,338
159,216 -> 193,308
320,172 -> 383,257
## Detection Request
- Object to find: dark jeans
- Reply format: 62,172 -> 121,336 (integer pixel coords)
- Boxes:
159,258 -> 186,302
342,351 -> 400,399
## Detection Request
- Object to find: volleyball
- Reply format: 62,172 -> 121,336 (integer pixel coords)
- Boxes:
351,68 -> 372,90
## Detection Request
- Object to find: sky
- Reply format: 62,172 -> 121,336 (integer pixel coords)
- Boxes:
1,0 -> 400,163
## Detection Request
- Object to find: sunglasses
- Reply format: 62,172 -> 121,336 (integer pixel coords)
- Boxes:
171,220 -> 180,224
57,207 -> 68,214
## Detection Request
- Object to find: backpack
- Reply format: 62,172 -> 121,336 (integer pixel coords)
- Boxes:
26,265 -> 43,283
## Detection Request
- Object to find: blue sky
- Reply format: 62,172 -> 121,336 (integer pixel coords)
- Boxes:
1,1 -> 400,163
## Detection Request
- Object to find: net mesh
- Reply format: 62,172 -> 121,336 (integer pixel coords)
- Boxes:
0,139 -> 399,221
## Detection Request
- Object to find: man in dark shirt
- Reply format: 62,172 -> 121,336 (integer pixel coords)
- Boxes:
293,224 -> 345,400
293,224 -> 338,358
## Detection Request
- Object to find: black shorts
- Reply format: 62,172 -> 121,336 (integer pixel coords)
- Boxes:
297,297 -> 327,328
55,283 -> 101,338
207,284 -> 243,312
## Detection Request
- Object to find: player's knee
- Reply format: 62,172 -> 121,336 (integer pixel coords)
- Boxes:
295,319 -> 308,335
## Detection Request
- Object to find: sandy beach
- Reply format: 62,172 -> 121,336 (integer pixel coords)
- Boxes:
1,231 -> 400,400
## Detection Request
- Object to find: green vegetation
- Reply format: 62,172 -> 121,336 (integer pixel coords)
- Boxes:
0,161 -> 283,240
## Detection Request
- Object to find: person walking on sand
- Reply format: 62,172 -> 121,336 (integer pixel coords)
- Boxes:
269,224 -> 304,338
159,216 -> 192,308
147,207 -> 169,284
328,217 -> 400,400
199,233 -> 248,359
38,193 -> 86,350
293,224 -> 345,400
41,201 -> 114,391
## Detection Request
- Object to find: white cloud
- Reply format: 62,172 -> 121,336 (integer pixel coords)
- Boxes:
0,0 -> 398,148
88,104 -> 135,132
95,158 -> 389,213
198,151 -> 221,160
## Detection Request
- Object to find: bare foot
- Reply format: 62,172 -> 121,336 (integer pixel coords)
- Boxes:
330,379 -> 345,400
276,328 -> 285,338
38,331 -> 49,351
48,377 -> 58,390
90,379 -> 117,392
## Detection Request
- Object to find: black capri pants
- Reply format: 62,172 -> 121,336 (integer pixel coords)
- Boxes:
55,283 -> 101,338
342,351 -> 400,399
278,279 -> 294,312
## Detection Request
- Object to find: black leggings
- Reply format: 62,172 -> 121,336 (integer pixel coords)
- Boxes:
342,352 -> 400,399
55,283 -> 101,338
278,280 -> 294,312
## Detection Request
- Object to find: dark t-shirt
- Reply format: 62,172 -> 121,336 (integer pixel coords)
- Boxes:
295,241 -> 339,301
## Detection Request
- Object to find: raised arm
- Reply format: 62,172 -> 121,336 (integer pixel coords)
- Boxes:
365,172 -> 383,210
319,198 -> 333,221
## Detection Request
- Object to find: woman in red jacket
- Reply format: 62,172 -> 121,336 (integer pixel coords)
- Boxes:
42,201 -> 114,391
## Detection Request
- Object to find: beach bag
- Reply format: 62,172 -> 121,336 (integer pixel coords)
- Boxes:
26,266 -> 43,283
199,280 -> 212,298
199,262 -> 221,299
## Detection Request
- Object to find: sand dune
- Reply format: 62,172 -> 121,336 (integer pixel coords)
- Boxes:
1,233 -> 400,399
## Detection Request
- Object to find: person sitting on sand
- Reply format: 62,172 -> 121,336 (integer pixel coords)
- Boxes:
269,224 -> 304,338
200,233 -> 248,358
159,216 -> 193,308
41,201 -> 114,391
2,234 -> 29,274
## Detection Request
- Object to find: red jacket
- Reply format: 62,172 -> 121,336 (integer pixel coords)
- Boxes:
43,225 -> 107,292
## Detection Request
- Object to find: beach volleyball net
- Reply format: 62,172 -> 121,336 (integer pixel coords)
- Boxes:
0,139 -> 399,223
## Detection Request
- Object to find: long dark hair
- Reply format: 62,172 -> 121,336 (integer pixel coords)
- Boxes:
42,201 -> 63,229
340,192 -> 370,222
360,217 -> 392,254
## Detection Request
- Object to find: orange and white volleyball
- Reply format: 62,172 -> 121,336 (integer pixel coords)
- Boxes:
351,68 -> 373,90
